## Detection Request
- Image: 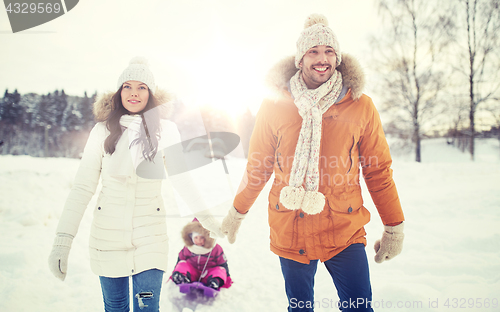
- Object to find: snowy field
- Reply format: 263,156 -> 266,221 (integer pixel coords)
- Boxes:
0,138 -> 499,312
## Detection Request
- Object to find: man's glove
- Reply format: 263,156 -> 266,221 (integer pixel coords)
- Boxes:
195,213 -> 225,239
48,233 -> 74,281
374,222 -> 404,263
221,207 -> 246,244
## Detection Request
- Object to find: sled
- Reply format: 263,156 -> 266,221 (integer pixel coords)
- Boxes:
178,281 -> 219,298
166,280 -> 218,312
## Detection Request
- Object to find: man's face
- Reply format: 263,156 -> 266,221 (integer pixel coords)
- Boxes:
299,45 -> 337,89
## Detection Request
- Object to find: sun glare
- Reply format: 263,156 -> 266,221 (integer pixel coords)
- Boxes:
174,36 -> 269,120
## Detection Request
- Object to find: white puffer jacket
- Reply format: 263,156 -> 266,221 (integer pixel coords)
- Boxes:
57,90 -> 199,277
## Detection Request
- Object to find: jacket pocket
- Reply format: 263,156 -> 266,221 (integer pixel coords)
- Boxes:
93,196 -> 128,230
268,200 -> 297,249
134,196 -> 164,216
326,190 -> 368,247
134,196 -> 166,228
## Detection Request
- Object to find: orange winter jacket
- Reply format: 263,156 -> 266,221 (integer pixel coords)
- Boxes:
233,54 -> 404,264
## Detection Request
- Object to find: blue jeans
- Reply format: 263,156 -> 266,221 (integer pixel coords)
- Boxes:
99,269 -> 163,312
280,244 -> 373,312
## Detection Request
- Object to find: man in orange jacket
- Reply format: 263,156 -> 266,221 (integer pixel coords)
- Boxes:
222,14 -> 405,311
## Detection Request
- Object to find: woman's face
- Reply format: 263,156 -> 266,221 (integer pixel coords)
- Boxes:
121,80 -> 149,114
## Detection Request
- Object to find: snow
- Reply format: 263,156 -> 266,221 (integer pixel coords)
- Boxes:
0,138 -> 499,312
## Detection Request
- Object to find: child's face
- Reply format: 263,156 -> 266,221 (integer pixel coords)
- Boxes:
193,235 -> 205,246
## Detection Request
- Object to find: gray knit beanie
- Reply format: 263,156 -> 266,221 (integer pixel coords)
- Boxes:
117,56 -> 156,94
295,14 -> 341,69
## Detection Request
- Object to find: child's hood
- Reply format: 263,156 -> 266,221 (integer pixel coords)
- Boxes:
181,219 -> 216,250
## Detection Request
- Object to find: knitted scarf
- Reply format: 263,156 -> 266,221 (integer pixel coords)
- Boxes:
279,69 -> 343,215
108,115 -> 144,182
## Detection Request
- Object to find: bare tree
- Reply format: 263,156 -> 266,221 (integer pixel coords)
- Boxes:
451,0 -> 500,160
371,0 -> 454,162
485,101 -> 500,156
445,95 -> 469,150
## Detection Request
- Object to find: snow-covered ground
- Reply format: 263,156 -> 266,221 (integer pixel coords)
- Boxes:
1,138 -> 499,312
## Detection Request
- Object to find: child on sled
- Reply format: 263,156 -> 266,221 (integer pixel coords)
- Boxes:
171,218 -> 232,290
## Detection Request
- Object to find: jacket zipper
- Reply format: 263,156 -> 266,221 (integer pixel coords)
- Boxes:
346,136 -> 355,174
276,135 -> 283,172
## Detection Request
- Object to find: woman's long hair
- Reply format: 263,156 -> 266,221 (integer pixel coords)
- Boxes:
104,86 -> 161,161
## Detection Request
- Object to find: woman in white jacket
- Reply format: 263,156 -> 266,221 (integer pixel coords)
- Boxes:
48,57 -> 223,312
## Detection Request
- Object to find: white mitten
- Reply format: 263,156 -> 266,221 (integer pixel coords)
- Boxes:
374,223 -> 404,263
195,213 -> 225,239
221,207 -> 246,244
48,233 -> 74,281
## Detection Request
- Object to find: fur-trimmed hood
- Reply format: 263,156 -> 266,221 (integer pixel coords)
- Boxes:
92,88 -> 174,122
181,220 -> 216,250
265,53 -> 365,100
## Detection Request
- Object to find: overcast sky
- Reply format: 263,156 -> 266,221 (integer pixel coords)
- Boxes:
0,0 -> 381,115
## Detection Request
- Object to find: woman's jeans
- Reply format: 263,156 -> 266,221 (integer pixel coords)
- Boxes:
99,269 -> 163,312
280,244 -> 374,312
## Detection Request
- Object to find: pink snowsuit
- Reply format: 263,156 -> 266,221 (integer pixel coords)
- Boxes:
171,219 -> 232,288
173,244 -> 232,288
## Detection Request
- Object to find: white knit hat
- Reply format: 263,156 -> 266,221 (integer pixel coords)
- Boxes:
117,56 -> 156,94
191,232 -> 203,242
295,14 -> 341,69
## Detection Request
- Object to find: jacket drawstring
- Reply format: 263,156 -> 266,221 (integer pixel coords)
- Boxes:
198,239 -> 215,282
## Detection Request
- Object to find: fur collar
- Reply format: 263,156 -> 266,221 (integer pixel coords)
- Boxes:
265,53 -> 365,100
181,220 -> 216,250
92,88 -> 174,122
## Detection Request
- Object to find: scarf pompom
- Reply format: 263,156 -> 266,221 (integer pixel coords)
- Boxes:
279,186 -> 305,210
279,187 -> 325,215
301,191 -> 325,215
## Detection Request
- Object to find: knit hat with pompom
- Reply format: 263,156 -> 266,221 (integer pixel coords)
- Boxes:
295,14 -> 341,69
117,56 -> 156,94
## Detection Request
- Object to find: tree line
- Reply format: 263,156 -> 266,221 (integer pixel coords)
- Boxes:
0,89 -> 96,157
